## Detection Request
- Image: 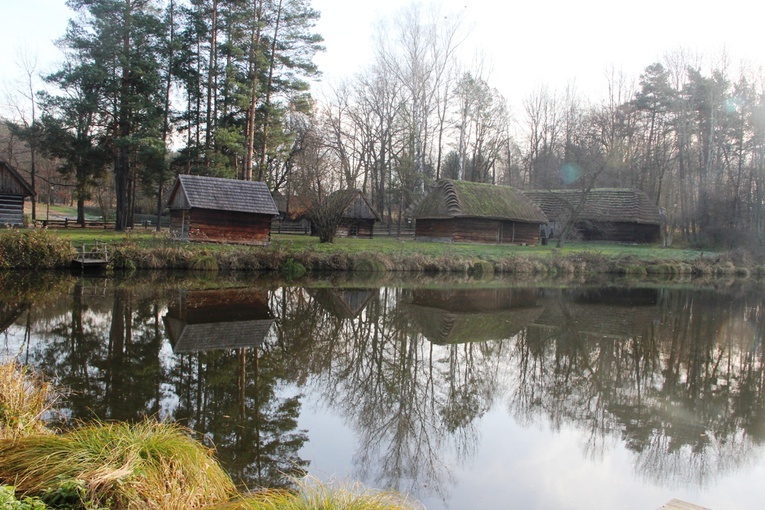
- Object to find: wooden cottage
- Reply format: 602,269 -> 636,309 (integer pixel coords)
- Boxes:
272,190 -> 311,234
412,179 -> 548,245
308,288 -> 376,320
163,288 -> 274,353
0,158 -> 35,227
313,189 -> 381,238
167,175 -> 278,245
523,188 -> 661,243
528,287 -> 659,344
402,287 -> 543,345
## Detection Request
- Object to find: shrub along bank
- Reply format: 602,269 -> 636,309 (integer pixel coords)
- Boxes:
0,360 -> 422,510
1,228 -> 762,278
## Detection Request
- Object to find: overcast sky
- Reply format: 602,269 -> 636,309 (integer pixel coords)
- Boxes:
1,0 -> 763,118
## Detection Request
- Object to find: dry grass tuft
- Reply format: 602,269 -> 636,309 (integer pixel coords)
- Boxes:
0,361 -> 56,441
0,420 -> 236,510
202,476 -> 424,510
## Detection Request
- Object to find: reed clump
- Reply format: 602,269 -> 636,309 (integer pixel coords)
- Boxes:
202,477 -> 424,510
0,361 -> 56,442
0,421 -> 236,510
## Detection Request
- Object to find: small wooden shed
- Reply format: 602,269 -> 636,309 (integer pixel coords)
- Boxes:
0,158 -> 35,227
272,190 -> 311,233
412,179 -> 548,245
167,175 -> 278,245
523,188 -> 661,243
314,189 -> 381,238
163,288 -> 274,353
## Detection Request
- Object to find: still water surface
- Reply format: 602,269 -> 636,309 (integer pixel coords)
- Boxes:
2,271 -> 764,510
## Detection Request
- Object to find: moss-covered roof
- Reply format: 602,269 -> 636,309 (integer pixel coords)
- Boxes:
412,179 -> 548,223
327,189 -> 381,221
523,188 -> 661,225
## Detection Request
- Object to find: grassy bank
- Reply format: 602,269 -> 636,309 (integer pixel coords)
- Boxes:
0,360 -> 422,510
2,227 -> 761,278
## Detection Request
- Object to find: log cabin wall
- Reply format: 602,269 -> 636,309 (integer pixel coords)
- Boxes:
415,218 -> 455,242
183,208 -> 272,245
0,194 -> 24,226
574,221 -> 660,243
416,218 -> 540,245
500,221 -> 540,245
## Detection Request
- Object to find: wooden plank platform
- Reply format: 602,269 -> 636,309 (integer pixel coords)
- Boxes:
659,499 -> 712,510
71,241 -> 109,270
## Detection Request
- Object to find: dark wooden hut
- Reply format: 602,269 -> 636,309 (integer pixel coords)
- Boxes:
271,190 -> 311,234
314,189 -> 381,238
308,288 -> 376,320
0,158 -> 35,227
402,287 -> 543,345
167,175 -> 278,245
163,288 -> 274,353
412,179 -> 548,245
523,188 -> 661,243
528,287 -> 659,344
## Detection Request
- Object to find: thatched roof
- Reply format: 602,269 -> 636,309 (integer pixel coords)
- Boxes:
402,287 -> 543,344
523,188 -> 661,225
403,304 -> 544,345
272,190 -> 311,220
412,179 -> 547,223
529,287 -> 659,341
328,189 -> 381,221
168,175 -> 278,215
0,158 -> 35,197
308,288 -> 376,319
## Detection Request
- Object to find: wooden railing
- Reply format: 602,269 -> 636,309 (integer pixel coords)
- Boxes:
71,240 -> 109,269
36,218 -> 116,229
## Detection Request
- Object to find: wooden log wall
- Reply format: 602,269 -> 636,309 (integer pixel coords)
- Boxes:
574,221 -> 660,243
0,194 -> 24,226
179,209 -> 273,245
415,218 -> 541,245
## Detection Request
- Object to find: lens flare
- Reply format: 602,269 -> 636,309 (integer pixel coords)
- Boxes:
560,163 -> 583,184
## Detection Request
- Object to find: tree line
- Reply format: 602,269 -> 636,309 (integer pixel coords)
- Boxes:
2,1 -> 764,248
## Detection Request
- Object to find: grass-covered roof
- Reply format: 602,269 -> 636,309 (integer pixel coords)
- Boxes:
413,179 -> 547,223
327,189 -> 381,221
523,188 -> 661,224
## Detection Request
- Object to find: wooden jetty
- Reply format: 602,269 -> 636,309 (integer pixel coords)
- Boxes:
71,241 -> 109,270
659,499 -> 712,510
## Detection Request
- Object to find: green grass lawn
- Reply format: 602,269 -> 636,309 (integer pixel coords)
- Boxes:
26,227 -> 711,262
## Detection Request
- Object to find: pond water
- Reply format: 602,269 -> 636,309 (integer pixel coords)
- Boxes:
2,271 -> 764,510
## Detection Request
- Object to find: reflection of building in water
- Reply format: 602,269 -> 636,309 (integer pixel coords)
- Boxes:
307,288 -> 376,319
403,287 -> 543,344
529,287 -> 658,341
163,288 -> 274,352
0,301 -> 27,335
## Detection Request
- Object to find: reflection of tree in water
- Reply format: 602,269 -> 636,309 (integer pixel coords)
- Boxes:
514,286 -> 765,488
165,287 -> 308,489
279,285 -> 518,501
10,278 -> 308,491
32,282 -> 165,423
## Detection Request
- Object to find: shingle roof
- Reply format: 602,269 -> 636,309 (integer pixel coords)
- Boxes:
169,174 -> 278,215
523,188 -> 661,225
0,158 -> 35,197
412,179 -> 547,223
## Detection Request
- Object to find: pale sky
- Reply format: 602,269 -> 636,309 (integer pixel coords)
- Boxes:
1,0 -> 763,119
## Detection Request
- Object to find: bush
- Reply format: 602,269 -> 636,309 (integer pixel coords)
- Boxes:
189,254 -> 220,271
281,258 -> 307,279
0,230 -> 73,269
0,485 -> 47,510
